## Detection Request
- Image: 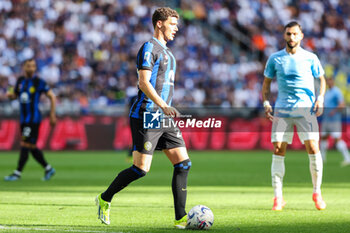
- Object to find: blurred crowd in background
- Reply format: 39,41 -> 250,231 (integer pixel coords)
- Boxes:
0,0 -> 349,115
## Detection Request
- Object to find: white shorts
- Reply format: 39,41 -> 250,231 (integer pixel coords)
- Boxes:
271,116 -> 319,144
321,121 -> 342,138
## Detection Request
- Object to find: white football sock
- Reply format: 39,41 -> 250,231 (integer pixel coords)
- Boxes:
320,140 -> 328,163
45,165 -> 52,171
271,154 -> 285,198
336,140 -> 350,161
13,170 -> 21,176
308,152 -> 323,194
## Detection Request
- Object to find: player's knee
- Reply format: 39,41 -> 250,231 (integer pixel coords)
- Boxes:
174,159 -> 191,172
307,142 -> 319,154
131,165 -> 147,178
133,163 -> 150,173
273,146 -> 286,155
21,141 -> 35,149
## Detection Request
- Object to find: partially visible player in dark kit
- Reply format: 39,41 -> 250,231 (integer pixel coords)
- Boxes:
4,58 -> 57,181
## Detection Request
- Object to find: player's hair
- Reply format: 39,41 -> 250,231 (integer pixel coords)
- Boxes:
152,7 -> 179,29
284,21 -> 302,32
22,58 -> 36,66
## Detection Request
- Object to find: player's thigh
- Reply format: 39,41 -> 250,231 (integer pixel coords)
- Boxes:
331,132 -> 342,140
294,116 -> 319,144
163,147 -> 189,165
320,122 -> 330,138
271,117 -> 294,144
329,122 -> 342,139
130,117 -> 162,155
158,127 -> 188,165
20,123 -> 39,147
20,141 -> 36,149
132,150 -> 153,172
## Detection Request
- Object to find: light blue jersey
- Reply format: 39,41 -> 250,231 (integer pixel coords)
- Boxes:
264,47 -> 324,117
323,86 -> 343,122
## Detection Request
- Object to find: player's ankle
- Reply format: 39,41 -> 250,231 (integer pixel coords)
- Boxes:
45,165 -> 52,171
14,170 -> 22,176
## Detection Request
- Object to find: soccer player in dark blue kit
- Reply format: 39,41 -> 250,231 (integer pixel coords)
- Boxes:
4,58 -> 56,181
96,7 -> 191,228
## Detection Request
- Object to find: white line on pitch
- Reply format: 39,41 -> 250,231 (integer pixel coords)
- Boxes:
0,225 -> 126,233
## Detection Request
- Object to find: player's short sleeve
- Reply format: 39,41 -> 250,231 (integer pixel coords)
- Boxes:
39,79 -> 50,93
311,55 -> 324,78
263,56 -> 276,79
335,89 -> 344,103
136,42 -> 156,71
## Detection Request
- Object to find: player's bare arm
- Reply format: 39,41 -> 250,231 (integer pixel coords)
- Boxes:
138,69 -> 180,117
313,75 -> 326,117
262,77 -> 273,121
46,90 -> 57,126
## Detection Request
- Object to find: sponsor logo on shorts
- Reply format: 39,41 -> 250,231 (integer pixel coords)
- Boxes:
144,141 -> 152,151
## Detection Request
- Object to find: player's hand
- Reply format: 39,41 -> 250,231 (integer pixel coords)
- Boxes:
313,100 -> 324,117
264,105 -> 274,121
329,109 -> 336,117
6,88 -> 16,100
50,114 -> 57,126
162,106 -> 180,118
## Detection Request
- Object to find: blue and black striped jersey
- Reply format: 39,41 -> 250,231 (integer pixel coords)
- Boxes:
14,76 -> 50,124
130,37 -> 176,119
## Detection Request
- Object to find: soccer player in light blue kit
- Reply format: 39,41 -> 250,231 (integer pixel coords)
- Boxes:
262,21 -> 326,211
320,77 -> 350,166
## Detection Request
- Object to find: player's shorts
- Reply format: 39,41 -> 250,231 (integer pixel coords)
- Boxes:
321,121 -> 342,138
20,123 -> 40,144
130,117 -> 186,155
271,116 -> 319,144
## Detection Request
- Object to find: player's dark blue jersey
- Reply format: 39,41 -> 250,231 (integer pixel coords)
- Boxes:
130,37 -> 176,119
14,76 -> 50,124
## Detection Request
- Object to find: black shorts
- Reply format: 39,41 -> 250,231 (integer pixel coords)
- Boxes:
20,123 -> 40,144
130,117 -> 186,155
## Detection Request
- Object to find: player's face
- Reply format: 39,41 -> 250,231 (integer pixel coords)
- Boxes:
23,60 -> 37,77
160,16 -> 178,41
326,78 -> 334,88
284,26 -> 303,49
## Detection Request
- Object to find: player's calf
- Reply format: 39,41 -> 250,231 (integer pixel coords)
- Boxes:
101,165 -> 147,202
172,159 -> 191,222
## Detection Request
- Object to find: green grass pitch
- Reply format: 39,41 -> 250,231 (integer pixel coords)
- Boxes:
0,150 -> 349,233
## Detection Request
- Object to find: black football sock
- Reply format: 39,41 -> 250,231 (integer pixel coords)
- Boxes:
16,147 -> 30,172
31,148 -> 48,168
172,159 -> 191,220
101,165 -> 147,202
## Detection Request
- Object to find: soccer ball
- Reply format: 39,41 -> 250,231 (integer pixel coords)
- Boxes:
186,205 -> 214,230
